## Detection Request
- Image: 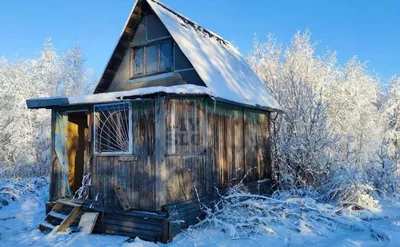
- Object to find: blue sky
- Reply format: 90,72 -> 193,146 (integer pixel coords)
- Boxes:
0,0 -> 399,81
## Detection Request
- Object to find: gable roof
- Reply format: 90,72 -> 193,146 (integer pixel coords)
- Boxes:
95,0 -> 281,111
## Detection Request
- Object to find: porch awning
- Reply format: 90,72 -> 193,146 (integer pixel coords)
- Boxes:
26,85 -> 213,109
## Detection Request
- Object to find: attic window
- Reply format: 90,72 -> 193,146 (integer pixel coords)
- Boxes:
94,102 -> 132,154
131,39 -> 173,78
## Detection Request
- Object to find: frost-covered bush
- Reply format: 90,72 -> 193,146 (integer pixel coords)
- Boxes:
188,181 -> 377,240
0,163 -> 50,179
0,177 -> 48,207
247,30 -> 400,199
365,156 -> 400,197
318,165 -> 379,211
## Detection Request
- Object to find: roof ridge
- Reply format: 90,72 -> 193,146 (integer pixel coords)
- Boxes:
148,0 -> 232,46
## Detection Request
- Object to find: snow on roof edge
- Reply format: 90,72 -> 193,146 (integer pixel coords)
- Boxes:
27,85 -> 213,109
148,0 -> 232,47
147,0 -> 283,111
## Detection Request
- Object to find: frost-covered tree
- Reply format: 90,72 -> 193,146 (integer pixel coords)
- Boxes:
326,58 -> 383,164
247,30 -> 397,198
248,31 -> 336,188
0,40 -> 94,177
383,76 -> 400,161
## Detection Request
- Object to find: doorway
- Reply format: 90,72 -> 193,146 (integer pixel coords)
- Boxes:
67,111 -> 88,196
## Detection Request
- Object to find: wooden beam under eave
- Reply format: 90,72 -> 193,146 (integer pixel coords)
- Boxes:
112,53 -> 125,61
125,27 -> 135,36
130,13 -> 142,22
105,69 -> 116,76
107,63 -> 120,72
120,39 -> 131,48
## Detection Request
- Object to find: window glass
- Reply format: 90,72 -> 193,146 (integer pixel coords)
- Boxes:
131,39 -> 174,78
160,41 -> 172,72
146,45 -> 158,74
133,48 -> 144,75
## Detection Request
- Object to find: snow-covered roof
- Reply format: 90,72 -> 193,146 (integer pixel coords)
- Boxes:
28,0 -> 281,111
26,85 -> 213,109
146,0 -> 281,111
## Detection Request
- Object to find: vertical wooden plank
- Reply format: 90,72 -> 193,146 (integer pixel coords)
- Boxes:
131,159 -> 139,209
244,110 -> 257,182
103,157 -> 109,208
149,102 -> 157,210
143,156 -> 151,209
198,99 -> 207,195
87,109 -> 95,201
222,107 -> 228,187
259,112 -> 272,180
91,156 -> 97,203
155,99 -> 167,209
205,99 -> 214,194
226,110 -> 233,184
233,108 -> 244,184
50,109 -> 58,200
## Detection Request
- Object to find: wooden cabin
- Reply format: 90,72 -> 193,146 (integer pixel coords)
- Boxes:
26,0 -> 281,242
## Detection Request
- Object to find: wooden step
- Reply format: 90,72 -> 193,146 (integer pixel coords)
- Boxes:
48,211 -> 67,220
56,199 -> 82,208
39,200 -> 83,233
39,221 -> 55,230
57,206 -> 82,232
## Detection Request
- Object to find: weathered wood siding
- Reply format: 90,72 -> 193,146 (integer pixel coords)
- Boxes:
161,99 -> 208,204
91,101 -> 157,210
92,209 -> 168,242
208,100 -> 272,188
50,109 -> 61,201
49,97 -> 272,213
156,98 -> 272,207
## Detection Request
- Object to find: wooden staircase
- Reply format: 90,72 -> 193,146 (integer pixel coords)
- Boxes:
39,199 -> 82,232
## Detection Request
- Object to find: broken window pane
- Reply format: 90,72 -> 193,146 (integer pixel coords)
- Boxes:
133,47 -> 144,76
160,40 -> 172,72
146,44 -> 158,74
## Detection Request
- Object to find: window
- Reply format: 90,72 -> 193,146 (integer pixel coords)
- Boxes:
94,102 -> 132,154
131,40 -> 173,77
133,48 -> 144,75
160,41 -> 173,71
146,44 -> 158,74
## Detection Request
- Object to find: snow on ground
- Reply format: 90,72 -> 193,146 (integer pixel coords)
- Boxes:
0,178 -> 399,247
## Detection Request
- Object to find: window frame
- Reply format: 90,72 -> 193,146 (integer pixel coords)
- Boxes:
93,102 -> 133,156
130,38 -> 174,79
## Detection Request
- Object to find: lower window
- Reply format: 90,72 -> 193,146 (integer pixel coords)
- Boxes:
94,102 -> 132,154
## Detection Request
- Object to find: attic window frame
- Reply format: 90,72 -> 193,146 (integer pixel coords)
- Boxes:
130,38 -> 174,79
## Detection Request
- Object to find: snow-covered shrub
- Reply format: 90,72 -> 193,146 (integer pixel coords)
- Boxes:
0,177 -> 48,207
318,165 -> 380,211
0,163 -> 49,179
188,181 -> 373,240
365,156 -> 399,197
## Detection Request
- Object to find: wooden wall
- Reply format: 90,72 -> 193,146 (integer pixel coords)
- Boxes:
49,97 -> 272,212
91,101 -> 157,211
157,98 -> 272,207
